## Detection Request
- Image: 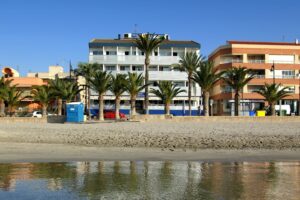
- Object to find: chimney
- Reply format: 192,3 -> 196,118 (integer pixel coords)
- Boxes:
296,38 -> 299,44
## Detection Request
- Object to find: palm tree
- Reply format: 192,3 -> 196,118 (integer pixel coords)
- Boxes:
135,33 -> 164,114
76,63 -> 101,119
173,52 -> 204,115
4,85 -> 23,117
256,83 -> 291,116
63,81 -> 83,103
109,74 -> 127,120
49,78 -> 82,115
223,67 -> 254,116
151,81 -> 185,115
30,85 -> 53,116
125,72 -> 147,117
192,61 -> 223,116
0,77 -> 13,117
87,71 -> 111,121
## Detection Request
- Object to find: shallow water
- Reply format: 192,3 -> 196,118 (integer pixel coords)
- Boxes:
0,161 -> 299,200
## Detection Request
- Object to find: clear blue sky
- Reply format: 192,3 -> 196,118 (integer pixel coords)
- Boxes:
1,0 -> 300,75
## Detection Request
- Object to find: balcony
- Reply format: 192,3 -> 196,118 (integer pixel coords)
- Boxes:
253,74 -> 265,79
89,55 -> 180,65
248,59 -> 265,64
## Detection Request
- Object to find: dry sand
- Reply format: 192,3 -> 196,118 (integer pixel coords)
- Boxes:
0,120 -> 299,162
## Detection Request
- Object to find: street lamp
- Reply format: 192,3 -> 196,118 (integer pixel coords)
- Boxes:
270,61 -> 275,84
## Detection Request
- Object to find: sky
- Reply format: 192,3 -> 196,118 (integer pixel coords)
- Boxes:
0,0 -> 300,76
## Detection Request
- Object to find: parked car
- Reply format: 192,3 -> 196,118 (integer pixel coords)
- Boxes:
104,110 -> 126,119
32,111 -> 42,118
89,109 -> 127,119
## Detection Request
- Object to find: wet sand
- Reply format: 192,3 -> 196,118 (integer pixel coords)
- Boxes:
0,142 -> 299,163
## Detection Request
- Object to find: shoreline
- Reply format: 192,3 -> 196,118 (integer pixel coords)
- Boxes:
0,142 -> 300,163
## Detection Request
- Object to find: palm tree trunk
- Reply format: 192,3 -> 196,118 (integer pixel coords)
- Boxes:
0,99 -> 5,117
130,96 -> 136,117
88,88 -> 91,120
234,91 -> 240,116
144,56 -> 150,115
98,94 -> 104,121
204,91 -> 210,116
8,105 -> 13,117
42,104 -> 47,117
270,103 -> 276,116
58,98 -> 62,116
165,101 -> 170,115
115,96 -> 120,120
188,75 -> 192,116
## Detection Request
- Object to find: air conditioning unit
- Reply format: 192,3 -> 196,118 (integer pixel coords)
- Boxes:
123,33 -> 132,39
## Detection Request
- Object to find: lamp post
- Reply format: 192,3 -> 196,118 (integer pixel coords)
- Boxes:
270,61 -> 275,84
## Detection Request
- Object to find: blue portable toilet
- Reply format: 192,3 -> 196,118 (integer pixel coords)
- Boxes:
66,102 -> 84,123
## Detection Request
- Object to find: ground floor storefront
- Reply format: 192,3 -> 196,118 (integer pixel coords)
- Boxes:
212,99 -> 299,116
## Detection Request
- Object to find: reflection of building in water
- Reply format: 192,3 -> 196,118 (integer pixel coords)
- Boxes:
266,162 -> 300,200
0,161 -> 299,199
0,163 -> 35,191
47,178 -> 63,191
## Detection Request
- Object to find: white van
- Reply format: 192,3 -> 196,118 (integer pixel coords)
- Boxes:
275,105 -> 291,115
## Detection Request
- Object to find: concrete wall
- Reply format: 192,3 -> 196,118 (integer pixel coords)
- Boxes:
0,116 -> 66,123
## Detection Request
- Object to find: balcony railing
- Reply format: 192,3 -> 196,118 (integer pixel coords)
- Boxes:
89,55 -> 180,65
253,74 -> 265,79
267,60 -> 295,64
248,59 -> 265,63
220,59 -> 243,64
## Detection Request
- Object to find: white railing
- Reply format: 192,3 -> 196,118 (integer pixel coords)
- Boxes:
220,59 -> 243,64
267,60 -> 295,64
253,74 -> 265,79
89,55 -> 180,65
248,59 -> 265,63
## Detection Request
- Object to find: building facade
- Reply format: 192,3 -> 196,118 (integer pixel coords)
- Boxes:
2,67 -> 45,112
209,41 -> 300,116
88,33 -> 202,116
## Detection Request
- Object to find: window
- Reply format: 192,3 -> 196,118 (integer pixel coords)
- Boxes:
132,66 -> 143,71
125,51 -> 130,56
160,49 -> 171,56
173,52 -> 178,56
106,51 -> 117,55
149,66 -> 158,71
120,66 -> 130,71
93,51 -> 103,55
282,70 -> 295,78
105,66 -> 116,71
173,81 -> 185,87
159,66 -> 171,71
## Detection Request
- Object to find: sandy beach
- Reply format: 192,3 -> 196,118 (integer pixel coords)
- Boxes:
0,119 -> 299,162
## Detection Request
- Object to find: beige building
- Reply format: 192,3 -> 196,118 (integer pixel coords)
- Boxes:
27,65 -> 71,80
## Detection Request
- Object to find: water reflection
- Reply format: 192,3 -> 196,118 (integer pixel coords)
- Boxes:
0,161 -> 299,199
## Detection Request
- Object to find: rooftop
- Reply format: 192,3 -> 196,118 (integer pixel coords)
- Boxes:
89,38 -> 200,49
227,40 -> 300,46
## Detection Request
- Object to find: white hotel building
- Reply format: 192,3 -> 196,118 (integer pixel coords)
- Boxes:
88,33 -> 201,116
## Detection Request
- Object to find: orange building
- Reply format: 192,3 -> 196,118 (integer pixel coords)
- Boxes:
209,41 -> 300,116
2,67 -> 45,112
